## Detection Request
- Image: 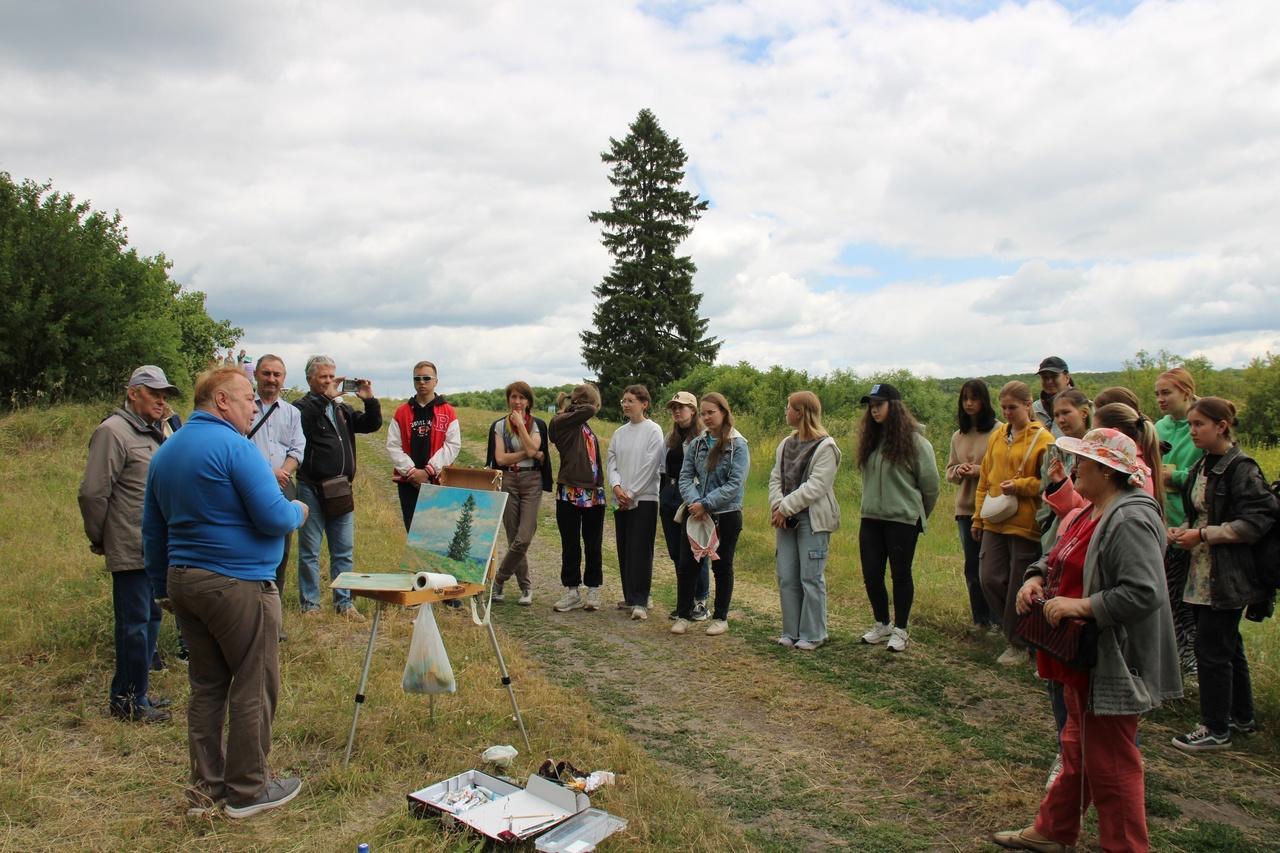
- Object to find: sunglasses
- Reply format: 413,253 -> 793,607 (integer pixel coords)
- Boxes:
413,375 -> 435,383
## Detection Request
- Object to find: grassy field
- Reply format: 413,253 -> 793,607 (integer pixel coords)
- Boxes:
1,402 -> 1277,851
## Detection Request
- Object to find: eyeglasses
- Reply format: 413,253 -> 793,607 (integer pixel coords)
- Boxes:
413,375 -> 435,383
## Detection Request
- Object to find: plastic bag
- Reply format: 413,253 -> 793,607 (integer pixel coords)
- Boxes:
481,744 -> 518,767
403,604 -> 456,694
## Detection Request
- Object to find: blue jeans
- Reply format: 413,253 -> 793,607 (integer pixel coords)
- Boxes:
775,511 -> 829,644
111,569 -> 158,710
296,480 -> 354,611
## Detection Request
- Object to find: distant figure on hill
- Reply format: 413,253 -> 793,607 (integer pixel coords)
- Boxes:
78,364 -> 181,724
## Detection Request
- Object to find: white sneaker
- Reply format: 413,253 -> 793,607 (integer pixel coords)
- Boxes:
777,636 -> 796,648
886,627 -> 908,652
1044,753 -> 1063,791
552,587 -> 583,612
795,639 -> 823,651
583,587 -> 601,611
996,645 -> 1024,666
670,618 -> 690,635
491,582 -> 505,602
631,606 -> 648,621
860,622 -> 893,645
517,589 -> 533,606
705,619 -> 728,636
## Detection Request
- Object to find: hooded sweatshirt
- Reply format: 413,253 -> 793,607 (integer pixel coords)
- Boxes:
1156,413 -> 1203,527
859,429 -> 940,531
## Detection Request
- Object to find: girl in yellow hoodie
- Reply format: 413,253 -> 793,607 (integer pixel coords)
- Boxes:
973,381 -> 1052,665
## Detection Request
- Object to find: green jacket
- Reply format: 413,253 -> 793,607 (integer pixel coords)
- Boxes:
859,431 -> 940,531
1156,414 -> 1202,527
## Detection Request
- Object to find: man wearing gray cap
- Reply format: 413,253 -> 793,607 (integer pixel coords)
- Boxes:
78,365 -> 181,723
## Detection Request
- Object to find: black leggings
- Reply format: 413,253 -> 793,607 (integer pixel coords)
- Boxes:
859,518 -> 921,629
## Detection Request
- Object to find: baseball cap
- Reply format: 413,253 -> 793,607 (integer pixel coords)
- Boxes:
1038,356 -> 1069,375
859,383 -> 902,405
667,391 -> 697,409
128,365 -> 180,396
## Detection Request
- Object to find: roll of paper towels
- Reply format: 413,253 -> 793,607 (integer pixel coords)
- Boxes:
413,572 -> 458,590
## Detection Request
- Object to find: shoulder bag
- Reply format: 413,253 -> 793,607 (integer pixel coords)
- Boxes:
980,428 -> 1039,523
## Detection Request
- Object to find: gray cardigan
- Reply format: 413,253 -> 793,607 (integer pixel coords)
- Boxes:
1025,489 -> 1182,715
768,435 -> 842,533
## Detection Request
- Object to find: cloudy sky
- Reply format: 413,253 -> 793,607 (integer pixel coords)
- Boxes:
3,0 -> 1277,399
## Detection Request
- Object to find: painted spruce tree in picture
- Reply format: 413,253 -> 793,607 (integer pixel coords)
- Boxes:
446,494 -> 476,563
581,109 -> 720,417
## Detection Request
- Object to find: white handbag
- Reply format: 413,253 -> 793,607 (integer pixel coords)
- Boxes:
979,429 -> 1039,523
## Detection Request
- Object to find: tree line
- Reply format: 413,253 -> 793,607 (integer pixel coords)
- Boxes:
0,172 -> 239,407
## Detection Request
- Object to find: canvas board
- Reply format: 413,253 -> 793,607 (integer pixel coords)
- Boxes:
402,484 -> 507,585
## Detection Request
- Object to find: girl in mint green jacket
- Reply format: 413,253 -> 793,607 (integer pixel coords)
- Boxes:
855,384 -> 940,653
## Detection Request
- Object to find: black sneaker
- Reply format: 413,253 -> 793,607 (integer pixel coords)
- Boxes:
1172,724 -> 1231,753
225,777 -> 302,819
110,702 -> 171,724
151,651 -> 168,672
668,607 -> 679,621
1229,718 -> 1258,735
691,601 -> 710,622
176,645 -> 190,663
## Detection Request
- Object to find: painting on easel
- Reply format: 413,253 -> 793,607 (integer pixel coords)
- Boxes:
403,485 -> 507,585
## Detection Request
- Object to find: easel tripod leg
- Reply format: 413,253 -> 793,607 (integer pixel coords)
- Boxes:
486,618 -> 531,752
343,600 -> 384,768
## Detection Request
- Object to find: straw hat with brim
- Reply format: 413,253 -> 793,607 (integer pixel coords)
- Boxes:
1055,428 -> 1146,487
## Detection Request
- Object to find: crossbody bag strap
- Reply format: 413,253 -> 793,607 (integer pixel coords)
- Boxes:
1010,428 -> 1039,479
247,402 -> 279,440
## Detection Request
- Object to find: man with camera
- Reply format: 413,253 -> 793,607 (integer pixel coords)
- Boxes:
294,355 -> 381,619
78,365 -> 181,724
248,355 -> 306,602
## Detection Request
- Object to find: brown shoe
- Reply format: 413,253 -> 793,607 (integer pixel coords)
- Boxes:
991,826 -> 1073,852
337,606 -> 365,622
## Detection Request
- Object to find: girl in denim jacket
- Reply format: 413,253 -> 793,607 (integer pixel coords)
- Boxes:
672,392 -> 750,637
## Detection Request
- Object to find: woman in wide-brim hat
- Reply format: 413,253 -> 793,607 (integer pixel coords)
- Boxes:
995,428 -> 1180,853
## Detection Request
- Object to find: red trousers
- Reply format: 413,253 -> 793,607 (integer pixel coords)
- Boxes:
1034,683 -> 1148,851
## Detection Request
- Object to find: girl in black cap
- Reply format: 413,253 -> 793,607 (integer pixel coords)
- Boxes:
856,383 -> 940,653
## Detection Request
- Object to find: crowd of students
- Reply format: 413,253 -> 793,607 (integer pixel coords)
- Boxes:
454,358 -> 1275,853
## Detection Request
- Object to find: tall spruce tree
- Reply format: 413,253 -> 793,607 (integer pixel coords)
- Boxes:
582,109 -> 719,417
446,495 -> 476,563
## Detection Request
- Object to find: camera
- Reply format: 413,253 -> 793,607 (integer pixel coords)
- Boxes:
341,378 -> 363,393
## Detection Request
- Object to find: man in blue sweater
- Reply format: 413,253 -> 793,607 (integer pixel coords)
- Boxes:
143,367 -> 308,819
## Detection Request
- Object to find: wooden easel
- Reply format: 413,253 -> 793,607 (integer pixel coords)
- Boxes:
341,466 -> 532,768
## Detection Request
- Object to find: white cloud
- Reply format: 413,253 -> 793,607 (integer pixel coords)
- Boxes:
1,0 -> 1277,399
